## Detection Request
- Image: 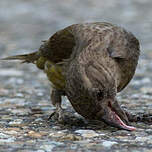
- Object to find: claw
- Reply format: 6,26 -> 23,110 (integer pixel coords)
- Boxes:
48,108 -> 74,124
48,111 -> 56,120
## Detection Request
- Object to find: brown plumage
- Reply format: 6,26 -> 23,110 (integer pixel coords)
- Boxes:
2,22 -> 151,130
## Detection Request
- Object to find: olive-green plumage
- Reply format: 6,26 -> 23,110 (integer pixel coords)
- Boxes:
3,22 -> 151,131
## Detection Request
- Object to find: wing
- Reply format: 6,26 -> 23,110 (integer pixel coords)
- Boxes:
66,23 -> 140,94
39,25 -> 76,63
38,22 -> 119,64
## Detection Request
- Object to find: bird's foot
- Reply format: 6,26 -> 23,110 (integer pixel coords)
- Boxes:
126,112 -> 152,123
122,107 -> 152,123
48,108 -> 75,124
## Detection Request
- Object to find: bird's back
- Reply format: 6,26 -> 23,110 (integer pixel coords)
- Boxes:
38,22 -> 117,63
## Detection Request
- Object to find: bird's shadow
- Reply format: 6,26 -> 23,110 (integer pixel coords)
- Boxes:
45,110 -> 118,132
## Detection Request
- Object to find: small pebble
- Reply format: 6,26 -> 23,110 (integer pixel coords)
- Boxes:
0,138 -> 15,143
102,141 -> 117,148
75,129 -> 99,138
9,119 -> 23,125
40,144 -> 55,152
59,134 -> 82,141
0,133 -> 11,138
15,93 -> 24,97
4,130 -> 18,135
40,141 -> 63,151
28,131 -> 42,138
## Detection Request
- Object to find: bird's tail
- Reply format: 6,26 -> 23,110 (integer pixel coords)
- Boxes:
0,52 -> 40,63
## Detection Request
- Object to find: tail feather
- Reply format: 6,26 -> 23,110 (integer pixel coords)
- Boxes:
1,52 -> 40,63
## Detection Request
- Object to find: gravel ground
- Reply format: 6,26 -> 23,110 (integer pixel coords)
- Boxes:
0,0 -> 152,152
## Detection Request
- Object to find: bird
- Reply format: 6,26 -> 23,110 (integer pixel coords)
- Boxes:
1,22 -> 152,131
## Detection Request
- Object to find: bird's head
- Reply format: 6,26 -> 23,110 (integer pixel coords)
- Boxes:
94,89 -> 136,131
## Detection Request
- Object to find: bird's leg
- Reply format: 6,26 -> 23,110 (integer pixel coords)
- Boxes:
48,88 -> 69,123
49,88 -> 63,121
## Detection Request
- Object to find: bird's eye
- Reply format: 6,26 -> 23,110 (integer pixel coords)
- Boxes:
96,90 -> 104,100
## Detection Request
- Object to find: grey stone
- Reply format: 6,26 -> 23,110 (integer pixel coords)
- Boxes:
40,142 -> 63,152
9,119 -> 23,125
102,141 -> 118,148
0,138 -> 15,143
75,129 -> 99,138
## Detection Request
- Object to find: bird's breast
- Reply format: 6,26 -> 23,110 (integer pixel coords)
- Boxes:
36,56 -> 66,90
